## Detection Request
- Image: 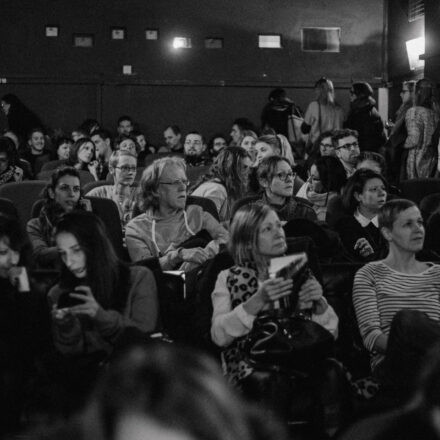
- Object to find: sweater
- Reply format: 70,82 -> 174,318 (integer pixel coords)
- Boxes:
353,261 -> 440,371
125,204 -> 229,268
48,266 -> 159,356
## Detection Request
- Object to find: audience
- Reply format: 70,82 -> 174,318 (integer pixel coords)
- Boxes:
86,151 -> 138,231
239,129 -> 258,163
54,136 -> 72,161
302,77 -> 344,146
296,156 -> 347,221
229,117 -> 257,147
91,128 -> 113,176
404,78 -> 440,179
207,133 -> 228,158
256,155 -> 317,222
332,128 -> 361,177
183,131 -> 211,167
335,169 -> 388,262
255,134 -> 295,166
117,115 -> 134,136
125,156 -> 228,270
114,133 -> 140,157
345,81 -> 386,154
19,127 -> 52,176
0,136 -> 24,184
191,147 -> 252,223
26,167 -> 91,268
163,124 -> 183,153
66,137 -> 99,180
353,199 -> 440,400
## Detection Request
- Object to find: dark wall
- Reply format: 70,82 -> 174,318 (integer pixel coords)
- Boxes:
0,0 -> 385,145
424,0 -> 440,80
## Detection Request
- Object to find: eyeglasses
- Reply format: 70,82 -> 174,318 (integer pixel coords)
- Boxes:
159,179 -> 190,187
57,184 -> 81,193
116,166 -> 137,173
274,171 -> 296,182
337,142 -> 359,150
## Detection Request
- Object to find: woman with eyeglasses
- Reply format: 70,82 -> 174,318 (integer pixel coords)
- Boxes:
296,156 -> 347,221
256,156 -> 317,222
345,82 -> 387,154
125,156 -> 228,270
335,168 -> 388,262
26,167 -> 91,268
191,147 -> 252,223
302,78 -> 344,146
404,78 -> 440,179
86,151 -> 138,232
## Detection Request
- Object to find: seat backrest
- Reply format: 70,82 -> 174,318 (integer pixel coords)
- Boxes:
420,192 -> 440,220
85,196 -> 126,260
0,197 -> 19,219
325,194 -> 348,228
40,160 -> 67,172
83,180 -> 110,195
186,195 -> 219,221
400,178 -> 440,205
37,169 -> 95,187
143,152 -> 184,168
230,195 -> 261,219
186,165 -> 211,186
0,181 -> 47,226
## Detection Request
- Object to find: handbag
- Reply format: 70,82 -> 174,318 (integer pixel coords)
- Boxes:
244,313 -> 334,373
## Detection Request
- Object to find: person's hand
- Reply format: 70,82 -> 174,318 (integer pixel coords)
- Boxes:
243,277 -> 293,316
88,161 -> 99,179
297,277 -> 325,312
354,238 -> 374,258
51,304 -> 75,328
67,286 -> 101,319
179,247 -> 210,265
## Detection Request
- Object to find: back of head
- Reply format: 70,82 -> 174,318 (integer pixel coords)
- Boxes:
233,117 -> 256,132
0,135 -> 18,166
86,344 -> 278,440
0,213 -> 31,267
352,81 -> 373,99
314,155 -> 347,193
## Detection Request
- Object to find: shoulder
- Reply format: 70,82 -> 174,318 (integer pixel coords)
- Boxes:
126,214 -> 151,232
185,204 -> 206,217
292,196 -> 314,209
356,261 -> 385,278
129,265 -> 155,283
86,185 -> 112,197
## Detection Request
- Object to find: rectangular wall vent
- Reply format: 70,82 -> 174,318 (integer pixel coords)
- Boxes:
408,0 -> 424,22
301,27 -> 340,52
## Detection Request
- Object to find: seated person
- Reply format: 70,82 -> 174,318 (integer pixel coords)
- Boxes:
207,133 -> 227,158
0,136 -> 24,184
353,199 -> 440,400
54,136 -> 73,161
335,169 -> 388,262
26,167 -> 91,268
332,129 -> 360,178
191,147 -> 252,223
86,151 -> 137,232
254,133 -> 295,166
49,210 -> 159,357
91,128 -> 113,179
66,137 -> 99,181
184,131 -> 212,167
132,129 -> 155,165
239,130 -> 258,164
125,156 -> 229,270
256,156 -> 317,222
211,204 -> 338,386
19,127 -> 52,177
295,156 -> 347,221
114,133 -> 140,156
161,125 -> 183,154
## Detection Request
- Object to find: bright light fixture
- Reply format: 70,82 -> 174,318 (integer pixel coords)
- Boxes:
173,37 -> 191,49
406,36 -> 425,70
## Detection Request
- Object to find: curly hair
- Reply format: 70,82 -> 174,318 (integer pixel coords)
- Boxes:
137,156 -> 187,212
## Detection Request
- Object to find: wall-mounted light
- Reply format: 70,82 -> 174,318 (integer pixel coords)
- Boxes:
406,36 -> 425,70
173,37 -> 191,49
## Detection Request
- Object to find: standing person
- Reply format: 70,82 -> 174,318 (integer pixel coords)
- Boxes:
191,147 -> 252,223
86,151 -> 138,232
404,78 -> 440,179
345,82 -> 386,154
353,199 -> 440,400
386,81 -> 416,183
261,88 -> 302,138
302,77 -> 344,148
1,93 -> 45,146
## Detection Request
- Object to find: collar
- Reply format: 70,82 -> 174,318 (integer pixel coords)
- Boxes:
354,209 -> 379,228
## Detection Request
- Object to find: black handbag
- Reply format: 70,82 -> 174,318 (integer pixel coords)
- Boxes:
244,313 -> 334,373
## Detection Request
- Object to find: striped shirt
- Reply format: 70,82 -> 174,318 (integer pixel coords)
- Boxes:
353,261 -> 440,371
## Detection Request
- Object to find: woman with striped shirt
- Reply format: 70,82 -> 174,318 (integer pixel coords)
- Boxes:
353,199 -> 440,399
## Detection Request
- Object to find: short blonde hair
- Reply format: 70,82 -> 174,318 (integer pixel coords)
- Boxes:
137,156 -> 187,211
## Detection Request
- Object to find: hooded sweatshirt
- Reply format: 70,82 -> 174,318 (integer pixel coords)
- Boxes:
125,204 -> 229,269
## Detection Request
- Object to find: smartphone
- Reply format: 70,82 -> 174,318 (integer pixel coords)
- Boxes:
57,291 -> 86,309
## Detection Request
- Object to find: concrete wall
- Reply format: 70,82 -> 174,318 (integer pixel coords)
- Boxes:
0,0 -> 386,144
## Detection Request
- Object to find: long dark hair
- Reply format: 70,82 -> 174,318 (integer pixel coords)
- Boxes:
67,137 -> 96,168
0,213 -> 32,268
55,211 -> 129,310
